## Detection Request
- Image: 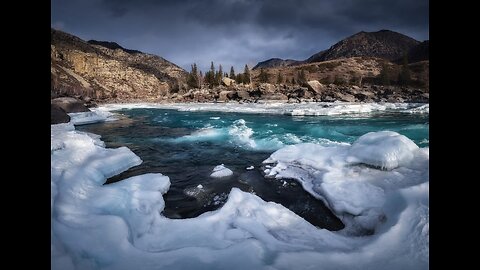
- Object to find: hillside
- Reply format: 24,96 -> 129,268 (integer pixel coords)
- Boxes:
51,28 -> 188,102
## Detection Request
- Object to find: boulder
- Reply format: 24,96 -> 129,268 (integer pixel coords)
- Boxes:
51,97 -> 90,113
222,77 -> 235,86
306,80 -> 324,93
335,92 -> 356,102
51,104 -> 70,124
236,91 -> 251,100
219,91 -> 235,101
258,83 -> 276,93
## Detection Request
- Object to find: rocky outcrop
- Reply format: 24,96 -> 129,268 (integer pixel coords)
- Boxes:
51,28 -> 188,102
51,97 -> 90,113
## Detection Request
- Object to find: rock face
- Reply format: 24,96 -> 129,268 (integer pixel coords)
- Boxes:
307,30 -> 420,63
51,28 -> 188,102
252,58 -> 300,70
51,104 -> 70,124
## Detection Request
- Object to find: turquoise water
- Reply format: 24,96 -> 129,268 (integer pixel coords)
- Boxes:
78,108 -> 428,230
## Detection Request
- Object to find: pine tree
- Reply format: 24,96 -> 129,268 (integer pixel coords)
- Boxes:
243,64 -> 250,84
207,61 -> 216,88
297,69 -> 307,85
259,68 -> 269,83
230,66 -> 235,79
276,71 -> 283,84
214,64 -> 223,86
235,73 -> 243,84
379,62 -> 390,85
398,54 -> 411,86
187,63 -> 200,89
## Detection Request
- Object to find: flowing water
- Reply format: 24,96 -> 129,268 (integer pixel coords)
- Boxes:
77,107 -> 428,231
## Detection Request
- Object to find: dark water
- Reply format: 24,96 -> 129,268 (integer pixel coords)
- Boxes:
77,108 -> 429,231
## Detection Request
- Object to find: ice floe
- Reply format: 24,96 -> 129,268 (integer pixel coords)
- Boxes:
263,131 -> 428,236
51,121 -> 428,269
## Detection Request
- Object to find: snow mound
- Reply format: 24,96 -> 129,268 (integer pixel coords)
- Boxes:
210,164 -> 233,178
347,131 -> 419,170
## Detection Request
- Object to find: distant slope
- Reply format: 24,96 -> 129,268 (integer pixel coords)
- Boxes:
252,58 -> 300,70
51,28 -> 188,101
254,30 -> 423,70
304,50 -> 327,64
307,30 -> 420,63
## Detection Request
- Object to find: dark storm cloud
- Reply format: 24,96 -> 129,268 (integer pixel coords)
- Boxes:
51,0 -> 428,72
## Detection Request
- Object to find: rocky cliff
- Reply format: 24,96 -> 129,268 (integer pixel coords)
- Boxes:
51,28 -> 188,102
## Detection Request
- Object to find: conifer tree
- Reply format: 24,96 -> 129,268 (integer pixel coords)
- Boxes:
187,63 -> 200,89
230,66 -> 235,79
259,68 -> 269,83
243,64 -> 251,84
379,62 -> 390,85
398,54 -> 411,86
235,73 -> 243,84
297,69 -> 307,85
207,61 -> 215,88
276,71 -> 283,84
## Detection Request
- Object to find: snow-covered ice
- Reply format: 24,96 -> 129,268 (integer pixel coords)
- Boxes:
210,164 -> 234,178
99,101 -> 429,116
263,131 -> 428,235
68,107 -> 117,125
52,120 -> 428,269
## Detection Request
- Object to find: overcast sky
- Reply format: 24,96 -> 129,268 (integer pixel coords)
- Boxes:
51,0 -> 429,73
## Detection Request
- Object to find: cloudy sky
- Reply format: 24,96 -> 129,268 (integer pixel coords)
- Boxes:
51,0 -> 429,73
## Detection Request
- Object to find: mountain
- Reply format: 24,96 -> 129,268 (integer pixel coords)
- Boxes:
307,30 -> 420,63
253,30 -> 424,70
51,28 -> 188,101
252,58 -> 300,70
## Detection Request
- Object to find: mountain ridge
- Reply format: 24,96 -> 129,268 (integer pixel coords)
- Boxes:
253,30 -> 428,69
